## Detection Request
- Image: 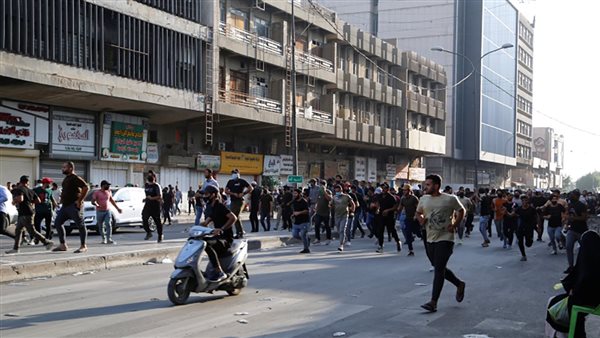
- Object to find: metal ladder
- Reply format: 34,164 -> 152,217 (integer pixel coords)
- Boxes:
284,44 -> 293,148
204,30 -> 215,146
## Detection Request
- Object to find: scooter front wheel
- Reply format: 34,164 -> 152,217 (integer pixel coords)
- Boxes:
168,277 -> 191,305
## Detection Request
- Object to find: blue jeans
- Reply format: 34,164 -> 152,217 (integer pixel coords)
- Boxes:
351,209 -> 365,237
194,205 -> 203,225
402,218 -> 421,251
292,222 -> 310,250
494,219 -> 504,240
547,226 -> 562,251
96,210 -> 113,241
366,213 -> 375,235
54,203 -> 87,246
479,215 -> 490,242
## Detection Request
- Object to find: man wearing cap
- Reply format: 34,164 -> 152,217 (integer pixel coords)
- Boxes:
92,180 -> 122,244
52,161 -> 90,253
32,177 -> 57,242
249,181 -> 262,232
225,169 -> 253,238
5,176 -> 54,254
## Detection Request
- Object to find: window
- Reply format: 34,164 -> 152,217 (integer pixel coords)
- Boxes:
135,0 -> 200,22
518,47 -> 533,69
250,76 -> 267,98
519,22 -> 533,46
517,144 -> 531,160
518,72 -> 533,92
253,17 -> 269,38
230,9 -> 248,30
517,95 -> 532,114
517,120 -> 532,137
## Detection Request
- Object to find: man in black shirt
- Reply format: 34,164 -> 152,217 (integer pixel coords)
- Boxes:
249,182 -> 262,232
259,188 -> 273,231
515,196 -> 537,261
291,188 -> 310,254
202,185 -> 237,282
142,174 -> 163,242
187,187 -> 195,215
541,195 -> 566,255
479,188 -> 493,247
225,169 -> 253,238
398,184 -> 420,256
281,186 -> 294,231
531,189 -> 548,241
564,190 -> 589,273
6,176 -> 54,254
376,183 -> 402,253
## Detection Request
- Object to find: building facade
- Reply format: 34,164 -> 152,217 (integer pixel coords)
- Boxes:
1,0 -> 446,188
531,127 -> 564,189
322,0 -> 535,188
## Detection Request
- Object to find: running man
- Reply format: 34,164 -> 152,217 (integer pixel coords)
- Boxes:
515,195 -> 537,261
416,174 -> 466,313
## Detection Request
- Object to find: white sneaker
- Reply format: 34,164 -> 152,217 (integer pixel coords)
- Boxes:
429,266 -> 435,272
457,239 -> 463,245
346,241 -> 352,246
337,245 -> 344,252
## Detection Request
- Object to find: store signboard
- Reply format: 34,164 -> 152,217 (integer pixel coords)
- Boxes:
354,157 -> 367,181
408,167 -> 426,181
101,113 -> 148,163
367,158 -> 377,182
0,105 -> 35,149
196,155 -> 221,171
220,151 -> 263,175
146,142 -> 159,164
280,155 -> 293,176
263,155 -> 282,176
51,111 -> 95,157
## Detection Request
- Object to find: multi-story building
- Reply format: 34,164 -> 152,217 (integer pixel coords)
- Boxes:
322,0 -> 534,188
1,0 -> 446,187
532,127 -> 564,189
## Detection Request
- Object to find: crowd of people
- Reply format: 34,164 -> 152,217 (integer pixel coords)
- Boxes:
1,165 -> 599,335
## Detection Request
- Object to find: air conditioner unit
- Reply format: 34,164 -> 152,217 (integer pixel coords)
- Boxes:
218,142 -> 227,151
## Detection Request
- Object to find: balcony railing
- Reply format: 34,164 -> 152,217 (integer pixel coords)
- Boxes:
297,107 -> 333,124
219,89 -> 282,114
219,22 -> 283,55
295,51 -> 334,72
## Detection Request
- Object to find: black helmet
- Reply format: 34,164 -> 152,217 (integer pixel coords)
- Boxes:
203,185 -> 219,195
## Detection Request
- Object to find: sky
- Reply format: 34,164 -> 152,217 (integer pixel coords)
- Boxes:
522,0 -> 600,181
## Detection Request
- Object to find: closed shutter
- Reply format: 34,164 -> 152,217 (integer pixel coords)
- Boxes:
90,161 -> 127,187
1,156 -> 34,187
40,160 -> 88,186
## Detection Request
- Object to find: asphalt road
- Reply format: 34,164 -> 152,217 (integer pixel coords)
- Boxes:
1,231 -> 599,338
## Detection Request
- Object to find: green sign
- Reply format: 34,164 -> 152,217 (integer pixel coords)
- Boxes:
287,175 -> 304,184
110,121 -> 144,156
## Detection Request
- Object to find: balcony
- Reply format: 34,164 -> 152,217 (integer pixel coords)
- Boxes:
407,129 -> 446,154
219,23 -> 283,56
218,89 -> 282,114
296,51 -> 334,73
297,107 -> 334,124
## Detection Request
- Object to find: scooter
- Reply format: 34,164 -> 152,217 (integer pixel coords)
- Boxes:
167,225 -> 249,305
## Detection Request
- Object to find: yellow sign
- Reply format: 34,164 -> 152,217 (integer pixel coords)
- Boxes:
220,151 -> 264,175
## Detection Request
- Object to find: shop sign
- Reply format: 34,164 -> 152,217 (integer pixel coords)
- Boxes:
146,142 -> 159,164
408,167 -> 426,181
386,164 -> 397,180
196,154 -> 221,171
51,111 -> 95,157
354,157 -> 367,181
220,151 -> 264,175
3,100 -> 49,144
101,113 -> 148,163
263,155 -> 281,176
0,106 -> 35,149
280,155 -> 293,176
367,158 -> 377,182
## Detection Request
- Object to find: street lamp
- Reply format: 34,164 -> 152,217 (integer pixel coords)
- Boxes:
431,42 -> 514,188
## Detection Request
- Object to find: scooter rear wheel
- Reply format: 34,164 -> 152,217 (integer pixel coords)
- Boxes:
168,277 -> 191,305
227,288 -> 241,296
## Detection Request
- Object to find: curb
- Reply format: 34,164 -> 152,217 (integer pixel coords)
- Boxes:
1,236 -> 293,283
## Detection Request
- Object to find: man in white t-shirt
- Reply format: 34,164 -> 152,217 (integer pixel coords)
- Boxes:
416,174 -> 466,313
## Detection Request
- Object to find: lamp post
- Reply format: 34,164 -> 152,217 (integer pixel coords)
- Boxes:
431,43 -> 514,188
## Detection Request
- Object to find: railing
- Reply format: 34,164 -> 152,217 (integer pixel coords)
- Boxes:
297,107 -> 334,124
295,50 -> 334,72
219,89 -> 282,114
219,22 -> 283,55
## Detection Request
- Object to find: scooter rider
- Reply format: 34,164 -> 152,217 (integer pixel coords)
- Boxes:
201,185 -> 237,282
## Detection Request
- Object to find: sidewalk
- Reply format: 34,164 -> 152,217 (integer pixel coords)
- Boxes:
0,212 -> 299,283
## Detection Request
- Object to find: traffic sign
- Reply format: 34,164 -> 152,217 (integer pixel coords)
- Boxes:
287,175 -> 303,184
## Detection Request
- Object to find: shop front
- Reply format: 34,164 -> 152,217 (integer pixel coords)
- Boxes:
0,102 -> 39,185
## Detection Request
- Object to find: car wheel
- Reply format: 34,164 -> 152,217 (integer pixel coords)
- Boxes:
111,216 -> 118,234
148,217 -> 157,232
2,214 -> 16,238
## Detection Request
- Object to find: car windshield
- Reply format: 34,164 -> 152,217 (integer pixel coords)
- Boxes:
84,189 -> 118,201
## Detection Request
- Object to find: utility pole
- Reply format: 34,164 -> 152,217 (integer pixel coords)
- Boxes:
291,2 -> 298,176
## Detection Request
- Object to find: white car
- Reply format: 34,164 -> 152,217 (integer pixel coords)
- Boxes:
1,202 -> 18,237
59,187 -> 154,235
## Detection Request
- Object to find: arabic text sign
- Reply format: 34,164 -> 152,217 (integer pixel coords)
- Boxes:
220,151 -> 264,175
110,121 -> 144,156
52,111 -> 95,156
263,155 -> 282,176
0,106 -> 35,149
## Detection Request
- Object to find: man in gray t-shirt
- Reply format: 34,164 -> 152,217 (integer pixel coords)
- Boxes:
332,184 -> 355,252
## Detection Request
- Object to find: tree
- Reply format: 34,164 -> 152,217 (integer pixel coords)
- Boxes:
575,171 -> 600,191
562,175 -> 575,191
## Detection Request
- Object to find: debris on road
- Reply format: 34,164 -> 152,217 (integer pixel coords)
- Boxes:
32,276 -> 51,280
143,261 -> 155,265
5,313 -> 20,317
259,297 -> 273,302
332,332 -> 347,337
150,298 -> 160,301
7,282 -> 28,286
234,312 -> 249,316
161,258 -> 173,264
237,319 -> 249,324
463,335 -> 490,338
72,271 -> 95,276
415,283 -> 428,286
495,266 -> 502,269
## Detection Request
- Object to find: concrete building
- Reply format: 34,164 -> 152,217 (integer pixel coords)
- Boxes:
532,127 -> 564,189
321,0 -> 535,188
1,0 -> 446,187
